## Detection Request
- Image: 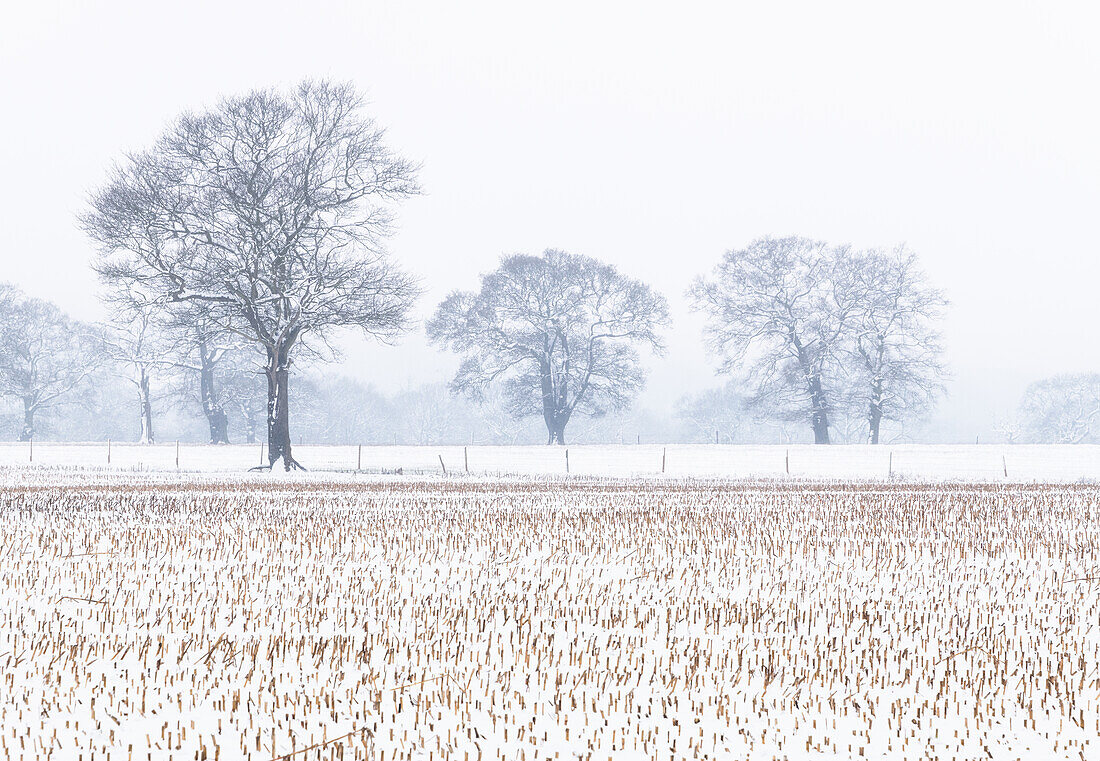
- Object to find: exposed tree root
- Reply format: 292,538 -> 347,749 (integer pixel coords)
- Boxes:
248,454 -> 308,473
284,456 -> 308,472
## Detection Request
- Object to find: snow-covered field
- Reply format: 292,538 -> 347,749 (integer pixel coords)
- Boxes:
1,469 -> 1098,760
4,442 -> 1100,481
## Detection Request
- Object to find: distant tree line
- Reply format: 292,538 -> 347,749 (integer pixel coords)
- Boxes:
0,79 -> 976,463
1003,374 -> 1100,444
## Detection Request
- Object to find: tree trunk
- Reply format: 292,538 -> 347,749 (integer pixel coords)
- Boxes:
546,415 -> 567,445
208,405 -> 229,445
792,335 -> 830,444
199,356 -> 230,444
867,381 -> 883,444
539,356 -> 568,445
19,398 -> 34,442
138,367 -> 155,444
242,404 -> 257,445
263,343 -> 304,471
807,373 -> 831,445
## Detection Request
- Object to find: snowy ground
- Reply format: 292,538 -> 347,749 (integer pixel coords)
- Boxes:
1,470 -> 1098,760
3,442 -> 1100,481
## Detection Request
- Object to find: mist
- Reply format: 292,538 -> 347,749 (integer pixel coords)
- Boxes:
2,0 -> 1098,445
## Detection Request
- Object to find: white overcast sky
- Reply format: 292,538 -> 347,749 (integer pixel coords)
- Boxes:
1,0 -> 1098,440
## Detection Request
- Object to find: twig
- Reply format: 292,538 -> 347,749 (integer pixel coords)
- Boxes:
196,633 -> 226,665
933,644 -> 988,666
57,596 -> 108,605
266,727 -> 372,761
386,674 -> 447,692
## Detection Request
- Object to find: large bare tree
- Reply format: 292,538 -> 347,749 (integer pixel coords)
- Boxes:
0,286 -> 99,441
83,80 -> 420,469
689,236 -> 858,444
845,246 -> 948,443
428,249 -> 669,444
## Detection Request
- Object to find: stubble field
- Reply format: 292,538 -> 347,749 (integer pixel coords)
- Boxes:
1,470 -> 1098,760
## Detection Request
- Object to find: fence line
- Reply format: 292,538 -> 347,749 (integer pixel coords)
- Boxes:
2,442 -> 1100,482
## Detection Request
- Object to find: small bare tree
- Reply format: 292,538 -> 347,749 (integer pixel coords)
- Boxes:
83,80 -> 419,470
100,302 -> 163,445
689,236 -> 859,444
845,246 -> 948,443
289,373 -> 392,445
393,383 -> 456,446
470,384 -> 544,445
225,367 -> 268,444
0,286 -> 99,441
675,382 -> 753,444
428,249 -> 669,444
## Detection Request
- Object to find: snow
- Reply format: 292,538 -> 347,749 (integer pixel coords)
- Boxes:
0,467 -> 1098,759
2,442 -> 1100,482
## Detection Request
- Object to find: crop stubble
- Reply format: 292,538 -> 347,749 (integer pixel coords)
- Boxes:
0,473 -> 1098,759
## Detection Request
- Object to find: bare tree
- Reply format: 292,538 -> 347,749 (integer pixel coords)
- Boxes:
844,246 -> 948,443
291,373 -> 392,445
225,367 -> 268,444
428,249 -> 669,444
469,383 -> 544,445
675,381 -> 753,444
1017,374 -> 1100,443
993,414 -> 1023,444
161,338 -> 264,445
158,302 -> 258,444
394,383 -> 457,445
0,286 -> 99,441
675,380 -> 808,444
689,236 -> 858,444
83,80 -> 420,470
100,306 -> 162,444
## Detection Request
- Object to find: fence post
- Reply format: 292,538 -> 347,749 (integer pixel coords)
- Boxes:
357,444 -> 362,471
259,442 -> 264,466
107,438 -> 111,465
29,438 -> 32,463
1002,454 -> 1008,478
785,449 -> 789,476
715,429 -> 719,445
661,447 -> 666,474
175,440 -> 180,470
636,434 -> 640,445
438,454 -> 447,475
888,450 -> 893,479
565,448 -> 570,474
464,446 -> 469,473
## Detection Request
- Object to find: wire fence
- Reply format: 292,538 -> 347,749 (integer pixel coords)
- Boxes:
2,442 -> 1100,482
